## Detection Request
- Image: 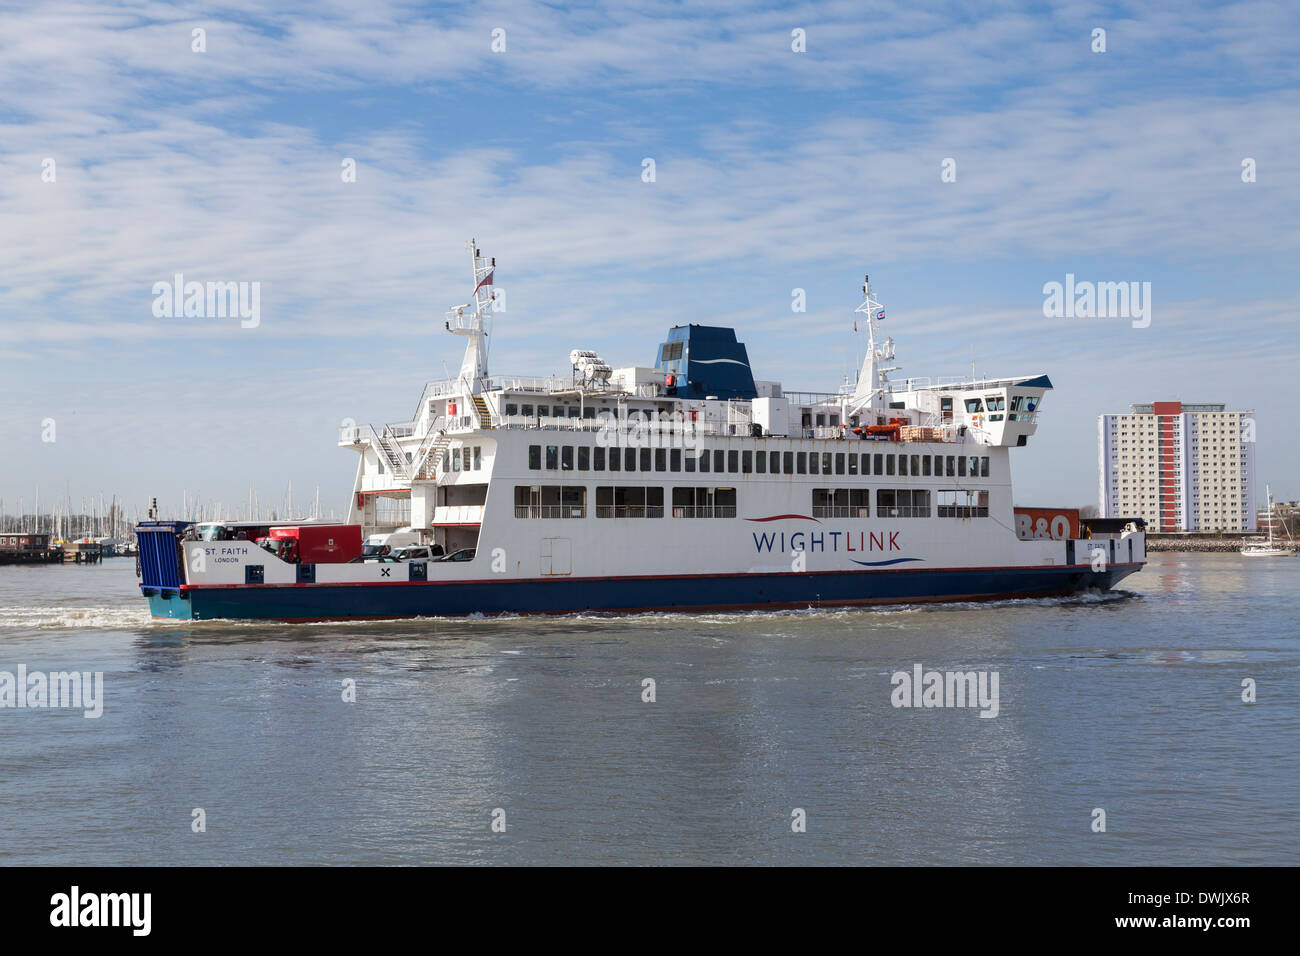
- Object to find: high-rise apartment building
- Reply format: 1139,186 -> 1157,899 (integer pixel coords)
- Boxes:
1099,401 -> 1255,532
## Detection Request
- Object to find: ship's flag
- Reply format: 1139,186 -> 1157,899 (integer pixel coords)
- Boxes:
876,309 -> 885,320
474,269 -> 495,295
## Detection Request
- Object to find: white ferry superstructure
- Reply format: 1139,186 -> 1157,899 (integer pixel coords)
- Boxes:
136,241 -> 1146,620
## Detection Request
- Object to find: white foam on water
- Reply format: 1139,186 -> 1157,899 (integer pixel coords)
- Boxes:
0,603 -> 157,631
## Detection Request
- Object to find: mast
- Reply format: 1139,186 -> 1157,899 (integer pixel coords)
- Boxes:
850,274 -> 897,412
444,239 -> 495,393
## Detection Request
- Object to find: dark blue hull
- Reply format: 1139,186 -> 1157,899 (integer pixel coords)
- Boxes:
145,563 -> 1143,621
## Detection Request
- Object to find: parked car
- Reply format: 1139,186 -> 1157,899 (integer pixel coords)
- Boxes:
435,548 -> 476,563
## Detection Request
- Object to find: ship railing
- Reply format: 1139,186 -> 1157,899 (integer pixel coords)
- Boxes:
784,391 -> 843,408
876,505 -> 934,518
339,424 -> 377,443
936,505 -> 989,518
595,505 -> 666,519
670,506 -> 737,518
513,505 -> 587,519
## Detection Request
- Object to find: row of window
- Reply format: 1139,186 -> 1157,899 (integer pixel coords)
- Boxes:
512,485 -> 990,519
527,444 -> 991,479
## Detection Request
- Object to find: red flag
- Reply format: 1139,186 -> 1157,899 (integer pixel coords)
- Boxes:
473,269 -> 494,295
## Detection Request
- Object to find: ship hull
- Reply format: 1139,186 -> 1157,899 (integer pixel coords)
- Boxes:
146,562 -> 1143,621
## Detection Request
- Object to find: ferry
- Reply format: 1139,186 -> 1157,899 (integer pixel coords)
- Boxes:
136,241 -> 1146,621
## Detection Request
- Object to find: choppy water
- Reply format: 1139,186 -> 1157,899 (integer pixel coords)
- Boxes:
0,554 -> 1296,865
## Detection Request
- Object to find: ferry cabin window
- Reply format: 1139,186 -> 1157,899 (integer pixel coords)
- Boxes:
968,456 -> 979,476
937,490 -> 989,518
560,446 -> 573,470
514,485 -> 586,518
714,450 -> 725,473
595,486 -> 664,518
626,448 -> 637,471
822,453 -> 832,474
522,404 -> 534,418
583,407 -> 596,419
910,454 -> 920,475
877,489 -> 931,518
958,456 -> 967,477
546,445 -> 559,469
885,455 -> 895,476
594,447 -> 605,470
671,449 -> 682,471
578,447 -> 590,470
812,489 -> 869,517
699,451 -> 710,473
685,452 -> 696,473
816,413 -> 826,427
569,407 -> 581,418
452,449 -> 461,472
609,449 -> 621,471
783,451 -> 793,473
742,451 -> 752,473
898,455 -> 907,477
755,451 -> 765,474
922,455 -> 932,477
640,448 -> 652,471
836,453 -> 845,475
655,449 -> 667,472
981,456 -> 990,477
796,453 -> 807,474
933,455 -> 943,476
506,403 -> 518,416
671,487 -> 737,518
728,450 -> 739,472
873,453 -> 883,475
808,453 -> 818,475
945,456 -> 956,477
847,454 -> 858,475
528,445 -> 541,469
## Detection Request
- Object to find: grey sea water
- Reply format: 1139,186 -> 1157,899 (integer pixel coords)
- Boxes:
0,553 -> 1295,865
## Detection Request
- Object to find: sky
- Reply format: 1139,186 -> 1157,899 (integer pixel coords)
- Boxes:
1,0 -> 1297,519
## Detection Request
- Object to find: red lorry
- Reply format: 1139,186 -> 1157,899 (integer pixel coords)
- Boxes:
259,524 -> 363,564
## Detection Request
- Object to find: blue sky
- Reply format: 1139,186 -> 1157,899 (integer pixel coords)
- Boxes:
1,0 -> 1297,518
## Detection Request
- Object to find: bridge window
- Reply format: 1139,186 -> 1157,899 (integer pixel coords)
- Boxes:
965,398 -> 984,413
